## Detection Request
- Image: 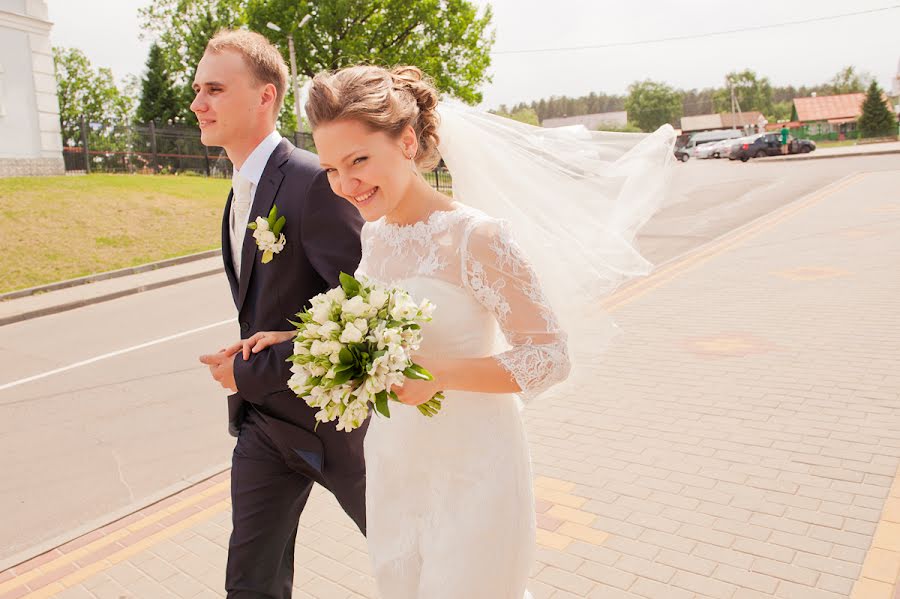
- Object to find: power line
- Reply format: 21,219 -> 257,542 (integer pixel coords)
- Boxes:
493,5 -> 900,56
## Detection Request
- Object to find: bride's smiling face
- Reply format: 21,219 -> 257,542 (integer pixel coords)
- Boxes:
314,118 -> 418,222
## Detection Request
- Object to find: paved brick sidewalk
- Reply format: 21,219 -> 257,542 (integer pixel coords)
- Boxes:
2,170 -> 899,598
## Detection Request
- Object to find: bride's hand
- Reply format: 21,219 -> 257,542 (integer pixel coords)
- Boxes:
391,357 -> 443,408
391,377 -> 442,407
227,331 -> 296,360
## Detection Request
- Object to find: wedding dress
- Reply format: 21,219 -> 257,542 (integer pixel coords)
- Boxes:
357,203 -> 569,599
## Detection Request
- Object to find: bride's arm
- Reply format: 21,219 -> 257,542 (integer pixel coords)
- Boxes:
396,219 -> 570,406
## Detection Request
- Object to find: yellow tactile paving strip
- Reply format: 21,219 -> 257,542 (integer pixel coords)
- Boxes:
850,465 -> 900,599
0,473 -> 230,598
534,476 -> 610,551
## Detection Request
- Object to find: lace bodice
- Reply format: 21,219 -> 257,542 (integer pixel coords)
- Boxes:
356,204 -> 570,401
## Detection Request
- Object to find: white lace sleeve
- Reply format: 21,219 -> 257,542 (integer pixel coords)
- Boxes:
462,219 -> 571,401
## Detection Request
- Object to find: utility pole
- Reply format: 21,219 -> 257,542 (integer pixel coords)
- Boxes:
268,14 -> 311,132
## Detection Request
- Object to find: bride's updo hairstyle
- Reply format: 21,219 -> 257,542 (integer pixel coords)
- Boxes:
306,65 -> 442,171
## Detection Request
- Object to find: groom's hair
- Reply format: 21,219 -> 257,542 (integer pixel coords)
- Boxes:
205,29 -> 289,117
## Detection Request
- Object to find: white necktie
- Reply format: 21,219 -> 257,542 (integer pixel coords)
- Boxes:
230,172 -> 253,276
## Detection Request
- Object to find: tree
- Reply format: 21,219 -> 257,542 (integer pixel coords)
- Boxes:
857,81 -> 898,138
139,0 -> 245,123
140,0 -> 495,111
624,80 -> 682,132
713,69 -> 773,115
53,46 -> 134,147
136,42 -> 181,125
829,66 -> 872,95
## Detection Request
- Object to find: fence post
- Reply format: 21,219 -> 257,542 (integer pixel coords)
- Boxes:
203,144 -> 211,177
149,121 -> 159,173
79,115 -> 90,174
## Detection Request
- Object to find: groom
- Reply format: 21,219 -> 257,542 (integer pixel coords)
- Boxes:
192,30 -> 367,598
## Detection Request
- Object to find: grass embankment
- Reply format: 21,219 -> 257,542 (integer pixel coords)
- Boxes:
0,174 -> 231,293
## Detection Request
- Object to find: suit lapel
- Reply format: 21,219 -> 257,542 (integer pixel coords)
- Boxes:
236,139 -> 292,310
221,189 -> 239,305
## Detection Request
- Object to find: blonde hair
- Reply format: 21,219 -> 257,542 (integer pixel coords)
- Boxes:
306,65 -> 441,170
206,29 -> 289,114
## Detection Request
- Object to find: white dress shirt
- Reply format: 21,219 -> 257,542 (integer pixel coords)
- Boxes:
230,130 -> 283,277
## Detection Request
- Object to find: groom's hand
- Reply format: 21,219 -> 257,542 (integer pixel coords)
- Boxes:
199,348 -> 238,392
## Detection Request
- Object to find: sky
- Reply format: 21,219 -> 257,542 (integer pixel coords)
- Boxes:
45,0 -> 900,109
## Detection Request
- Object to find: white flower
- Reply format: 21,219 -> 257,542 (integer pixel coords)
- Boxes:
254,216 -> 269,231
339,321 -> 365,344
318,321 -> 340,339
368,287 -> 388,309
325,287 -> 347,303
342,295 -> 370,318
310,303 -> 332,325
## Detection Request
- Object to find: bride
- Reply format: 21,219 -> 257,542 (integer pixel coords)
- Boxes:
241,65 -> 674,598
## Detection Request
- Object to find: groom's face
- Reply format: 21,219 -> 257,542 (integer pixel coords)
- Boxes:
190,49 -> 267,148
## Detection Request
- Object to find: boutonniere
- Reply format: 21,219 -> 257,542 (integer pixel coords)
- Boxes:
247,204 -> 286,264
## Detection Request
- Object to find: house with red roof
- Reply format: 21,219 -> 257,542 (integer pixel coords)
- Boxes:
789,93 -> 869,138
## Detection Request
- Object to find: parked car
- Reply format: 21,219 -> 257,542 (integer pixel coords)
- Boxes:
731,133 -> 816,161
727,134 -> 765,161
695,138 -> 734,159
676,129 -> 745,162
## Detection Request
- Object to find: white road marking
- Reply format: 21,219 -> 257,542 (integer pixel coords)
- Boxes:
0,319 -> 234,392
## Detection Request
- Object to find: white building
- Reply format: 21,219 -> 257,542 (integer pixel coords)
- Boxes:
0,0 -> 63,177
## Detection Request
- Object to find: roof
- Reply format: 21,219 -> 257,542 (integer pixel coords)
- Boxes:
681,112 -> 767,132
680,114 -> 723,132
542,111 -> 628,129
793,93 -> 865,122
721,111 -> 766,128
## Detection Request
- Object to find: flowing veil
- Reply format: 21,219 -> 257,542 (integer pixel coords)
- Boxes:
436,102 -> 677,381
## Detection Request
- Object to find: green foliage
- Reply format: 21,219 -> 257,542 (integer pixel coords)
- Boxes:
828,66 -> 872,95
596,122 -> 642,133
492,107 -> 540,126
502,92 -> 626,123
138,0 -> 245,123
52,46 -> 135,150
136,43 -> 182,125
624,80 -> 682,132
858,81 -> 898,138
139,0 -> 494,113
712,69 -> 773,115
770,100 -> 793,122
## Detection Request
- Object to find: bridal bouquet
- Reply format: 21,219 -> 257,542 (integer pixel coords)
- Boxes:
287,273 -> 443,432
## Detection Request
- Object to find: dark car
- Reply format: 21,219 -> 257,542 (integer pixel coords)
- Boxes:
674,146 -> 690,162
731,133 -> 816,162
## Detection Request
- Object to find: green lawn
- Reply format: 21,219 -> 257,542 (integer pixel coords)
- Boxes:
813,139 -> 859,149
0,174 -> 231,293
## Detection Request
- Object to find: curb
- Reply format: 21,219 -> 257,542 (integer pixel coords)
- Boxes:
0,249 -> 222,302
0,267 -> 224,327
756,147 -> 900,162
0,462 -> 232,574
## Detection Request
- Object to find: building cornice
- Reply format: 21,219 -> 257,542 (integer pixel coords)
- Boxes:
0,10 -> 53,35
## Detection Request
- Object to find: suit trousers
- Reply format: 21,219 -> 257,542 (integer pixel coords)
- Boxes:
224,409 -> 316,599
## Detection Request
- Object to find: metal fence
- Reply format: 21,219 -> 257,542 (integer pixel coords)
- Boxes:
62,116 -> 452,192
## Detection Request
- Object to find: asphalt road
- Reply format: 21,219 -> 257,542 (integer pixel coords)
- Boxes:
1,154 -> 898,566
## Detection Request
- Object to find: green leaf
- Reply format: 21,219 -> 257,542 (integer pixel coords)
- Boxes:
246,222 -> 257,230
261,249 -> 274,264
339,346 -> 354,365
374,391 -> 391,418
332,369 -> 354,386
267,204 -> 278,223
403,363 -> 434,381
339,272 -> 361,296
273,215 -> 286,236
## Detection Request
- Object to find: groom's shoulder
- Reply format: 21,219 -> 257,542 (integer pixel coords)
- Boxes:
280,142 -> 324,182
